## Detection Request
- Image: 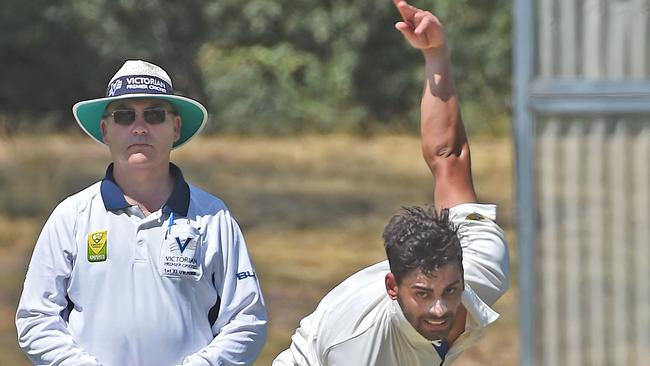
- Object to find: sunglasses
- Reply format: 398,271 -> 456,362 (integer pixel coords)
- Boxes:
106,108 -> 176,125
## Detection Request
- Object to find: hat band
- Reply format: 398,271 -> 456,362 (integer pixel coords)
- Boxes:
106,75 -> 173,97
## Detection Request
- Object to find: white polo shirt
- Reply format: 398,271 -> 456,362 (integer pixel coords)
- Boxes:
273,203 -> 509,366
16,164 -> 268,366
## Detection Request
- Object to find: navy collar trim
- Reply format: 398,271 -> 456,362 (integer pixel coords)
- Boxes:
433,339 -> 450,364
100,163 -> 190,216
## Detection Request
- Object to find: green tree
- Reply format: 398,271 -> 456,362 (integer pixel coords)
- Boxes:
0,0 -> 104,131
0,0 -> 511,136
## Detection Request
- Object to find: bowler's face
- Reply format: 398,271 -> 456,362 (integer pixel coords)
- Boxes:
101,98 -> 180,168
387,264 -> 464,341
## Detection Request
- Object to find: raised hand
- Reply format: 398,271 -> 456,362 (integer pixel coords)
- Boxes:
392,0 -> 446,51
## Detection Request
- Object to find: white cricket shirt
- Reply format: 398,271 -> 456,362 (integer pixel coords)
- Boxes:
273,203 -> 509,366
16,164 -> 268,366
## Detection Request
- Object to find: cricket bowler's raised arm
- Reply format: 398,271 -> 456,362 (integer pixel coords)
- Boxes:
393,0 -> 477,210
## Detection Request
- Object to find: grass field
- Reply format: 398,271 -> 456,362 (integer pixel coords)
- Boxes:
0,134 -> 517,365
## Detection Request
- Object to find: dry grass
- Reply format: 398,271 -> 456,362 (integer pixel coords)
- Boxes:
0,134 -> 517,365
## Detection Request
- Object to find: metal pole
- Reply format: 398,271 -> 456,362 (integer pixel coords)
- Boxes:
513,0 -> 536,365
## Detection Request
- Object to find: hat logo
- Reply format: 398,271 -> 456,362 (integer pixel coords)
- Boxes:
125,76 -> 168,93
107,80 -> 122,97
105,75 -> 172,97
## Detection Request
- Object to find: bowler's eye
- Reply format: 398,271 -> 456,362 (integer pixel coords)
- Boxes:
444,287 -> 458,296
416,291 -> 430,299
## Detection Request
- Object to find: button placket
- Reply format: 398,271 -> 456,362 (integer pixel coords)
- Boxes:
134,231 -> 148,262
133,211 -> 159,262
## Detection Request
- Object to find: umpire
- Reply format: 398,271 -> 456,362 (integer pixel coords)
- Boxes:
16,60 -> 267,365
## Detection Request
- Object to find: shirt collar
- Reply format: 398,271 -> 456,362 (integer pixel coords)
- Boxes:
100,162 -> 190,216
461,283 -> 500,328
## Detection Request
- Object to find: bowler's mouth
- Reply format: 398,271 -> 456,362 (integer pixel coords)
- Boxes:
423,317 -> 450,330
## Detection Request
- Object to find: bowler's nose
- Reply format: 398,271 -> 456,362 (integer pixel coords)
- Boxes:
429,299 -> 448,318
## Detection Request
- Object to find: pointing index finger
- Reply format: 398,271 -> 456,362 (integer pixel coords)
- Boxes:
392,0 -> 417,23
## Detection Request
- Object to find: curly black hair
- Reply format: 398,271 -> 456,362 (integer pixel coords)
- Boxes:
383,206 -> 462,283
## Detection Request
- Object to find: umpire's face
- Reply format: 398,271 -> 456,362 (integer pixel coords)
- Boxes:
101,98 -> 181,169
386,263 -> 464,341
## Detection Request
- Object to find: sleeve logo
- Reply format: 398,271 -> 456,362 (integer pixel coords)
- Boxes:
466,213 -> 488,221
236,271 -> 256,280
88,230 -> 107,262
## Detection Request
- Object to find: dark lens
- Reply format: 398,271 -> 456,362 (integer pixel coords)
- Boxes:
112,110 -> 135,125
143,109 -> 167,124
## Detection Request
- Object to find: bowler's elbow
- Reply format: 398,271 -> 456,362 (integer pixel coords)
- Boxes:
422,140 -> 471,175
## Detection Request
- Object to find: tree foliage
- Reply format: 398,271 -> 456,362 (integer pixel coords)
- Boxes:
0,0 -> 511,135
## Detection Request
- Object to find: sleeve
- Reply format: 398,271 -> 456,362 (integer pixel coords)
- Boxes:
448,203 -> 510,306
272,310 -> 321,366
271,263 -> 386,366
180,211 -> 268,366
15,200 -> 102,365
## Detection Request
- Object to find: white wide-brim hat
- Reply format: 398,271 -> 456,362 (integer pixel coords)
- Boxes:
72,60 -> 208,149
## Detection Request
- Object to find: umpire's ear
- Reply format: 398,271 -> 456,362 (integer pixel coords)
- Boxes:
385,273 -> 399,300
173,114 -> 182,143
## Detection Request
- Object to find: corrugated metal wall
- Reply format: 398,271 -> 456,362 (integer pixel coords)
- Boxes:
537,118 -> 650,365
515,1 -> 650,365
538,0 -> 648,79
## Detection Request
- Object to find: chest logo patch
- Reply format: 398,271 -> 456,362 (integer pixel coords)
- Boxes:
159,224 -> 202,280
88,230 -> 107,262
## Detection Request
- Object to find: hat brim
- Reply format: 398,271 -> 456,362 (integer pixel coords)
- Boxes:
73,94 -> 208,149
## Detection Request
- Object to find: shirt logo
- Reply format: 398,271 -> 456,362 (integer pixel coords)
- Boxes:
175,237 -> 192,253
88,230 -> 107,262
159,223 -> 202,280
